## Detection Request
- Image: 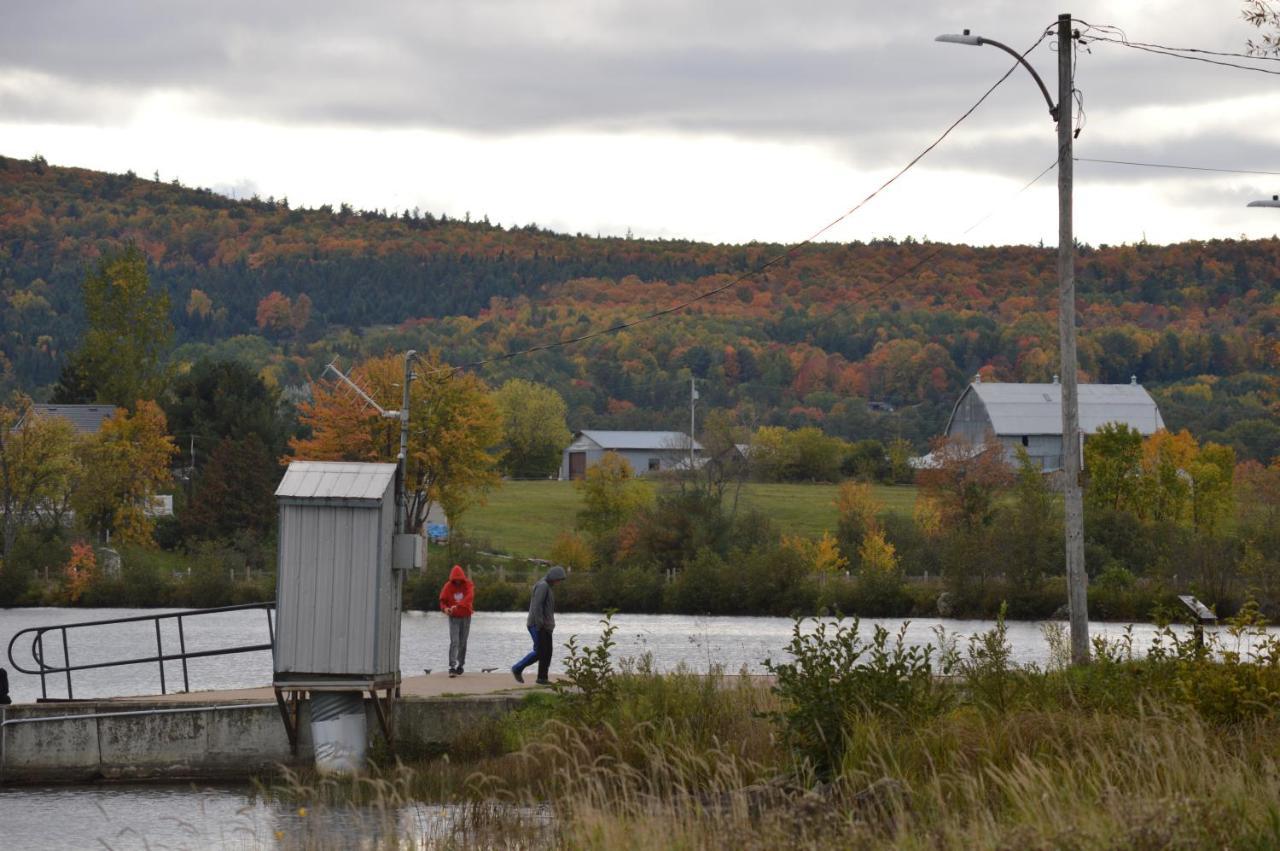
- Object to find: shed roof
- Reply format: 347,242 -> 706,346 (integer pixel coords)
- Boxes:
948,382 -> 1165,437
577,430 -> 702,451
29,404 -> 119,435
276,461 -> 397,501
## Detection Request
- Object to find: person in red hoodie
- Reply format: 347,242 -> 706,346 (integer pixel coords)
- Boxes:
439,565 -> 475,677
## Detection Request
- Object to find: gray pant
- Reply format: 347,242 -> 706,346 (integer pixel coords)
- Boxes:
448,616 -> 471,670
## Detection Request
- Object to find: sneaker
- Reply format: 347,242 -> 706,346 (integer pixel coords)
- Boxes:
448,668 -> 458,678
455,667 -> 464,675
535,678 -> 551,686
511,666 -> 524,683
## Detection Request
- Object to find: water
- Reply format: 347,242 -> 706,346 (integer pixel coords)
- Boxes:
0,607 -> 1261,704
2,607 -> 1269,849
0,783 -> 548,850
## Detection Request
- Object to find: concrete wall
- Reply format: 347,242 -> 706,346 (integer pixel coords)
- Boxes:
1,694 -> 525,785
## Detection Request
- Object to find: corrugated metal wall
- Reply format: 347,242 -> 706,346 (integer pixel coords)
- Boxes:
275,492 -> 398,679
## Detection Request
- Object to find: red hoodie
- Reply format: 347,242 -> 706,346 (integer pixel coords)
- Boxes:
439,565 -> 475,618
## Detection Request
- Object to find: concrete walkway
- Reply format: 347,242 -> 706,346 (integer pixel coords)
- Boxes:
93,671 -> 559,705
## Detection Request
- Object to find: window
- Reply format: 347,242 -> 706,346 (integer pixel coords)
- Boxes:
1021,435 -> 1029,447
648,458 -> 661,471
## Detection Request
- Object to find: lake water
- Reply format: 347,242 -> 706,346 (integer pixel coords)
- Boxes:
1,607 -> 1269,849
0,606 -> 1261,704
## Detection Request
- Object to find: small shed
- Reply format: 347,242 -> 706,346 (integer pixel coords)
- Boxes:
560,430 -> 701,480
273,461 -> 403,687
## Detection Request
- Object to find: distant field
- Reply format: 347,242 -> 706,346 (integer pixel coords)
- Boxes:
457,480 -> 917,558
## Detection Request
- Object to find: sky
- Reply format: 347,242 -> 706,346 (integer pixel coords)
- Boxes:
2,0 -> 1278,247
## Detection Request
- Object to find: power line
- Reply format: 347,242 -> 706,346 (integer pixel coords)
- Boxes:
803,158 -> 1059,341
433,29 -> 1053,377
1084,32 -> 1280,75
1075,157 -> 1280,177
1077,22 -> 1280,62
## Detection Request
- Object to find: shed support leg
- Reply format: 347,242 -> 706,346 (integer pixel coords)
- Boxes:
274,688 -> 300,755
369,687 -> 395,753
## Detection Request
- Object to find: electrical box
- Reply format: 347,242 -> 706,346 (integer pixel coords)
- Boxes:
392,534 -> 423,571
273,461 -> 403,687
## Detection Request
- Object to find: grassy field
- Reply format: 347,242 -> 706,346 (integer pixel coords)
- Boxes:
457,480 -> 917,557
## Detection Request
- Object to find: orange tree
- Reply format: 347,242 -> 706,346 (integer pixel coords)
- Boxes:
289,352 -> 501,531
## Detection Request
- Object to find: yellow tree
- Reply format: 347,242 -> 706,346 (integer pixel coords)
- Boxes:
72,400 -> 177,545
290,352 -> 501,530
0,397 -> 78,566
574,452 -> 653,539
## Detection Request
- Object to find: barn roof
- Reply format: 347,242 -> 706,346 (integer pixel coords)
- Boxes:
29,404 -> 119,435
275,461 -> 398,501
577,430 -> 702,451
947,382 -> 1165,437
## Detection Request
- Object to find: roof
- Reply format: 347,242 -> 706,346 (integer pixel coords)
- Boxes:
275,461 -> 398,501
576,430 -> 702,451
29,404 -> 119,435
947,382 -> 1165,437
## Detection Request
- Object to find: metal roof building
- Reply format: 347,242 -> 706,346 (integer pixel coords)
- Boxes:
560,430 -> 702,480
944,378 -> 1165,471
27,404 -> 119,434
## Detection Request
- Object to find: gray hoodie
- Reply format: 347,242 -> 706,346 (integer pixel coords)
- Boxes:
527,565 -> 567,630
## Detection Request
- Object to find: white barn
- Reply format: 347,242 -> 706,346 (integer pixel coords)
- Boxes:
560,430 -> 701,480
944,378 -> 1165,471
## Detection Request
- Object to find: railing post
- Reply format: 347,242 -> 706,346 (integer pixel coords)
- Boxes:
35,631 -> 47,701
60,627 -> 72,700
154,619 -> 166,695
177,614 -> 190,693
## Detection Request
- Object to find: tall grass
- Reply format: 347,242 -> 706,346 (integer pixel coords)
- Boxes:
263,612 -> 1280,848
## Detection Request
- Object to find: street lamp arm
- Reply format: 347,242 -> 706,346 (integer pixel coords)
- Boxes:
1247,195 -> 1280,207
936,32 -> 1058,121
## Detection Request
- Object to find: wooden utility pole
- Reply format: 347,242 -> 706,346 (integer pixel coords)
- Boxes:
1056,12 -> 1090,664
689,377 -> 698,472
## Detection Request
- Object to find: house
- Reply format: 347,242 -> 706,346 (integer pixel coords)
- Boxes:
944,376 -> 1165,471
560,430 -> 702,480
24,404 -> 119,435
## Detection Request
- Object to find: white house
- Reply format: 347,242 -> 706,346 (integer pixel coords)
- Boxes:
560,430 -> 702,480
943,377 -> 1165,471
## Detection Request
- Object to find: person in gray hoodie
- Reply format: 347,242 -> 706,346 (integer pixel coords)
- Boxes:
512,565 -> 566,685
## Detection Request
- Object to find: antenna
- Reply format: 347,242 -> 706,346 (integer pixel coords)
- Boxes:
322,360 -> 400,419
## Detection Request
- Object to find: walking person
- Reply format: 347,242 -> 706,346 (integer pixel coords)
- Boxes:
512,565 -> 566,685
440,564 -> 474,677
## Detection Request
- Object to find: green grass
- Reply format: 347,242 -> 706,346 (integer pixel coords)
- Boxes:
458,480 -> 917,557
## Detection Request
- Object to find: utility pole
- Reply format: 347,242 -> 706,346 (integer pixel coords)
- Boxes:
1056,12 -> 1090,665
937,13 -> 1089,663
689,377 -> 698,472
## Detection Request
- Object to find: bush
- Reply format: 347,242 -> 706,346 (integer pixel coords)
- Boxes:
765,617 -> 949,778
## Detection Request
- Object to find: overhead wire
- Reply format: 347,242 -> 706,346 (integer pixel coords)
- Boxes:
428,27 -> 1056,377
801,157 -> 1060,342
1082,31 -> 1280,75
1074,157 -> 1280,176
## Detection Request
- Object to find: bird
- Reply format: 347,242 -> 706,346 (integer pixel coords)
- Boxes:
481,667 -> 498,673
423,668 -> 432,675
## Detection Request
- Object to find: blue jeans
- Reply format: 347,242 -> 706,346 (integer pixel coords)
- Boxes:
514,626 -> 540,673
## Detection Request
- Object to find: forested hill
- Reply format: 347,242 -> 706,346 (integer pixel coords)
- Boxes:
2,154 -> 1279,460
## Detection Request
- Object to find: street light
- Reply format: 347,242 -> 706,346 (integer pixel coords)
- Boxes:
1248,195 -> 1280,207
938,13 -> 1091,666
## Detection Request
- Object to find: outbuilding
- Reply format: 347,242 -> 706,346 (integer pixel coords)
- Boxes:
944,377 -> 1165,471
560,430 -> 701,480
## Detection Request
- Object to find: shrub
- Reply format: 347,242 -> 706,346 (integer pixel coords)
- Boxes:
766,617 -> 948,778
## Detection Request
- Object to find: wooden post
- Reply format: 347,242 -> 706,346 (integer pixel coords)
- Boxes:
1057,12 -> 1090,665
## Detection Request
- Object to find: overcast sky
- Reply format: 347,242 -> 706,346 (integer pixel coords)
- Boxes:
2,1 -> 1277,246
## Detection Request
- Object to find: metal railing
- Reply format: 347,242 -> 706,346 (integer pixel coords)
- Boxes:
6,602 -> 276,702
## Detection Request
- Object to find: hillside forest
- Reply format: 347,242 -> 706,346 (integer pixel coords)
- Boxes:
2,155 -> 1278,462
